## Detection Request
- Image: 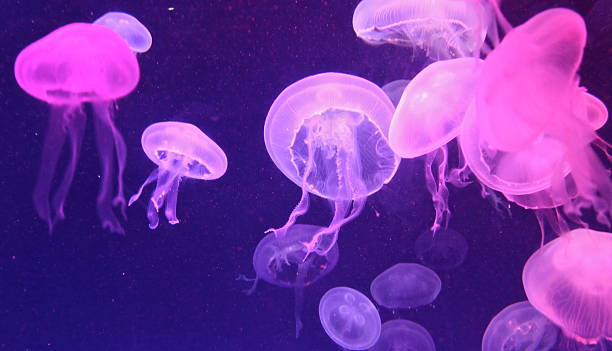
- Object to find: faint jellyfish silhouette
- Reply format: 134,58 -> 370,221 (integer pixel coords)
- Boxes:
381,79 -> 410,107
128,121 -> 227,229
241,224 -> 338,338
370,263 -> 441,309
14,23 -> 139,233
93,12 -> 152,53
523,228 -> 612,346
370,319 -> 436,351
319,286 -> 381,350
264,72 -> 400,256
414,228 -> 468,271
482,301 -> 559,351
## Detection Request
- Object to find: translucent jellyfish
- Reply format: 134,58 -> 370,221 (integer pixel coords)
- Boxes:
319,286 -> 381,350
482,301 -> 559,351
93,12 -> 152,53
381,79 -> 410,107
523,228 -> 612,345
264,72 -> 400,256
414,228 -> 468,271
369,319 -> 436,351
241,224 -> 338,338
14,23 -> 139,233
352,0 -> 494,60
128,121 -> 227,229
370,263 -> 441,309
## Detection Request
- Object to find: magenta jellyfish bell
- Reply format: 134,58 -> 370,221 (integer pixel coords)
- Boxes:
14,22 -> 139,233
129,121 -> 227,229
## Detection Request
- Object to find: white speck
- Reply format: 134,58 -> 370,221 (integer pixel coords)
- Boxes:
168,7 -> 175,11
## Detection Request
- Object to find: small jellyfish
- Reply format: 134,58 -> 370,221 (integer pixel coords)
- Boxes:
128,121 -> 227,229
241,224 -> 339,338
414,228 -> 468,271
370,263 -> 441,309
381,79 -> 410,107
319,286 -> 381,350
264,72 -> 400,256
14,23 -> 139,233
523,228 -> 612,345
369,319 -> 436,351
93,12 -> 152,53
482,301 -> 559,351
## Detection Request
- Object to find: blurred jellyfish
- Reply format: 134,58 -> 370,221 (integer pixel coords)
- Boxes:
319,286 -> 381,350
128,122 -> 227,229
370,263 -> 441,309
414,228 -> 468,271
14,23 -> 139,233
370,319 -> 436,351
264,72 -> 400,256
523,228 -> 612,345
482,301 -> 559,351
381,79 -> 410,107
241,224 -> 338,338
94,12 -> 152,53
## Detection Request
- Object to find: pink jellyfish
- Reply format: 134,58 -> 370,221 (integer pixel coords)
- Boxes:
14,23 -> 140,233
264,72 -> 400,256
128,122 -> 227,229
522,228 -> 612,346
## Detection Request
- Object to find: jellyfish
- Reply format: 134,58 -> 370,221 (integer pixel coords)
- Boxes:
93,12 -> 152,53
522,228 -> 612,346
319,286 -> 381,350
240,224 -> 339,338
369,319 -> 436,351
381,79 -> 410,107
264,72 -> 400,256
414,228 -> 468,271
14,23 -> 139,233
370,263 -> 441,309
128,121 -> 227,229
482,301 -> 559,351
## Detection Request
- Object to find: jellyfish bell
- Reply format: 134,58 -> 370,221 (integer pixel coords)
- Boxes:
369,319 -> 436,351
381,79 -> 410,107
93,12 -> 152,53
523,228 -> 612,345
414,228 -> 468,271
128,121 -> 227,229
370,263 -> 441,309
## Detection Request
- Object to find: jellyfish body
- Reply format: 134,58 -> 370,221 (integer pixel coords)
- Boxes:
14,22 -> 139,233
414,228 -> 468,271
369,319 -> 436,351
128,121 -> 227,229
93,12 -> 152,53
264,72 -> 400,255
482,301 -> 559,351
523,228 -> 612,345
370,263 -> 441,309
319,286 -> 381,350
381,79 -> 410,107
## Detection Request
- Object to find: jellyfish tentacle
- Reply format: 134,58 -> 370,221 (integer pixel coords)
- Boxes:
164,177 -> 181,225
425,145 -> 451,233
109,103 -> 128,219
128,168 -> 159,206
145,161 -> 183,229
236,274 -> 258,295
293,253 -> 315,339
146,196 -> 159,230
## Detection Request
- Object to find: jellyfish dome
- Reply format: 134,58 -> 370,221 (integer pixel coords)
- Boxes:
482,301 -> 559,351
523,228 -> 612,345
14,22 -> 139,233
381,79 -> 410,107
370,319 -> 436,351
414,228 -> 468,271
94,12 -> 152,53
264,72 -> 400,255
370,263 -> 441,309
319,286 -> 381,350
129,121 -> 227,229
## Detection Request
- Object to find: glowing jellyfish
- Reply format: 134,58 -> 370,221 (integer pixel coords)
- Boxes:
352,0 -> 494,60
414,228 -> 468,271
264,72 -> 400,255
370,319 -> 436,351
93,12 -> 152,53
241,224 -> 339,338
370,263 -> 441,309
482,301 -> 559,351
14,23 -> 139,233
381,79 -> 410,107
523,228 -> 612,345
128,122 -> 227,229
319,286 -> 381,350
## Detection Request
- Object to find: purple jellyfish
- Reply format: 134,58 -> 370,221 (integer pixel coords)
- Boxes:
370,319 -> 436,351
14,23 -> 140,233
264,72 -> 400,256
128,121 -> 227,229
381,79 -> 410,107
93,12 -> 152,53
414,228 -> 468,271
370,263 -> 441,309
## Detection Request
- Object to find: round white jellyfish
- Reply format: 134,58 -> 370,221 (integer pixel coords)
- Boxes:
370,319 -> 436,351
370,263 -> 441,309
94,11 -> 152,53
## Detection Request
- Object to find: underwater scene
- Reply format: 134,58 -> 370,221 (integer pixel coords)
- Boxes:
1,0 -> 611,350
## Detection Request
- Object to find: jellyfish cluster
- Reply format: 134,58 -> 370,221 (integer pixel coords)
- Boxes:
13,1 -> 612,350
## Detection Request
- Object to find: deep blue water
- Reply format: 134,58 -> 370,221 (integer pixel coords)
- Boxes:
1,0 -> 611,350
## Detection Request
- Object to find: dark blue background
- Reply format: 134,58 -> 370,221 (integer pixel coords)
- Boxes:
1,0 -> 610,350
